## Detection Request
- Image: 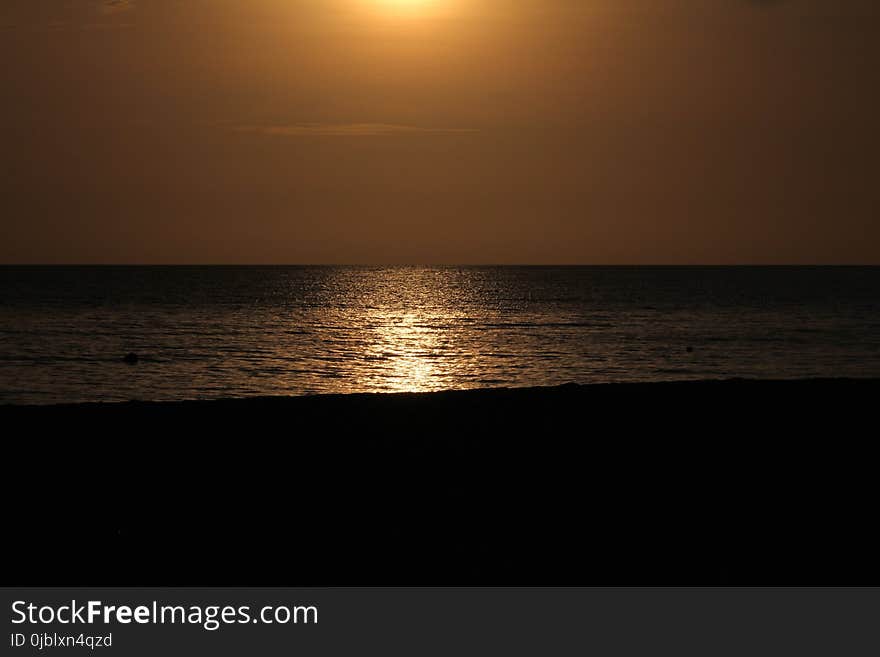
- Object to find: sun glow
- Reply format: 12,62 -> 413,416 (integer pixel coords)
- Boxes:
366,0 -> 452,18
378,0 -> 437,8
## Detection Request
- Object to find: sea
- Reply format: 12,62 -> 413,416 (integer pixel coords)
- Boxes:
1,266 -> 878,405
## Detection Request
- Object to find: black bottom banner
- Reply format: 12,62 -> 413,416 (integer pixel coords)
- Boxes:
2,588 -> 877,656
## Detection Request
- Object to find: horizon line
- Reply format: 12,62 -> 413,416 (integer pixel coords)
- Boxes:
1,263 -> 878,268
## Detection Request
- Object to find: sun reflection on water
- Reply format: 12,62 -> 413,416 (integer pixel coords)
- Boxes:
358,310 -> 450,392
336,268 -> 476,393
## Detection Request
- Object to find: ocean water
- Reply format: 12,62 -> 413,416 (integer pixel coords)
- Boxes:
1,266 -> 878,405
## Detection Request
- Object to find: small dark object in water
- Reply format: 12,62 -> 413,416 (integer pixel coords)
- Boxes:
123,352 -> 139,365
686,346 -> 694,353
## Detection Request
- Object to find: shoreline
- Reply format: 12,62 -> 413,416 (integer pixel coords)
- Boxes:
5,377 -> 878,586
4,376 -> 879,409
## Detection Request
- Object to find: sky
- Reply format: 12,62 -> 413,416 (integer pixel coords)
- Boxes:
2,0 -> 878,264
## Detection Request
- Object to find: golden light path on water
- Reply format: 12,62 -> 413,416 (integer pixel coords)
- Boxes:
363,311 -> 446,393
325,267 -> 475,394
244,267 -> 501,398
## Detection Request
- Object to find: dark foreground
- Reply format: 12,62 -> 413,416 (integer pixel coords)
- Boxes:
4,379 -> 878,585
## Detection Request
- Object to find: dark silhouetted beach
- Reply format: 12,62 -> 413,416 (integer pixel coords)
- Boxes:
4,378 -> 876,586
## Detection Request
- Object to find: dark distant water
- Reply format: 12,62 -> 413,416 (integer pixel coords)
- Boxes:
1,266 -> 879,405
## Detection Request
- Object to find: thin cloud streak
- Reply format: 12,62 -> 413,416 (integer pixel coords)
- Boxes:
101,0 -> 136,14
235,123 -> 479,137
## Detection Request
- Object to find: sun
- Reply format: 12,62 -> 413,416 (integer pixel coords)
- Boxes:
369,0 -> 446,15
379,0 -> 436,7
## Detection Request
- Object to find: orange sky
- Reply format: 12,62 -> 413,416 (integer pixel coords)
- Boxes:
2,0 -> 878,263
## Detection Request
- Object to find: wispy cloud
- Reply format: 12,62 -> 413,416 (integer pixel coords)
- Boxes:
235,123 -> 478,137
100,0 -> 135,15
742,0 -> 786,6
